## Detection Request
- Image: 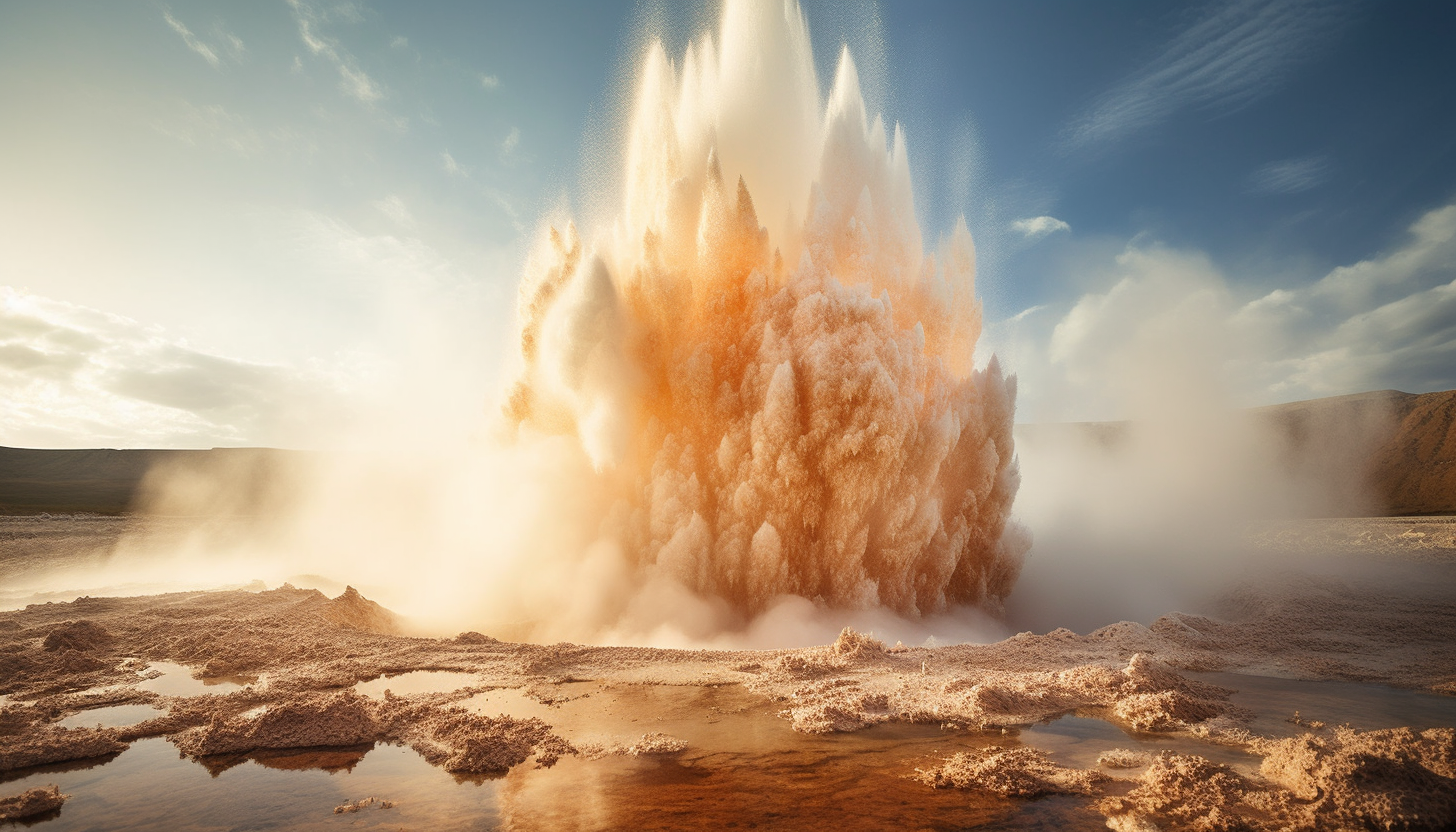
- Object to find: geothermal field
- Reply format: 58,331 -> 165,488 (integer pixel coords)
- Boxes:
3,1 -> 1456,830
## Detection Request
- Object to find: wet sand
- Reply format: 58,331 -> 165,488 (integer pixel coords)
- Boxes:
2,516 -> 1455,830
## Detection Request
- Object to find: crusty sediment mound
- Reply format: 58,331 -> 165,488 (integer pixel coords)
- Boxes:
0,785 -> 68,821
916,746 -> 1107,797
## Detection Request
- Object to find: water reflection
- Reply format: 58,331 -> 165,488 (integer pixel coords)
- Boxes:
491,685 -> 1108,831
195,745 -> 374,777
57,704 -> 165,730
353,671 -> 480,699
2,739 -> 501,831
1190,671 -> 1456,738
135,662 -> 250,697
1020,714 -> 1259,776
4,676 -> 1452,830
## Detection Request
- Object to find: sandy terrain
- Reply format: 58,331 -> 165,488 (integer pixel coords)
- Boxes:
2,516 -> 1454,829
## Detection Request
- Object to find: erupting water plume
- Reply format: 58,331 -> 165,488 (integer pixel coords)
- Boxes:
501,0 -> 1026,629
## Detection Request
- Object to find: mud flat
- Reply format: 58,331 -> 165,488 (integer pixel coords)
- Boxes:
2,518 -> 1455,829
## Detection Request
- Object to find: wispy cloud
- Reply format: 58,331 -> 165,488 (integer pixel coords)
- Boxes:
440,151 -> 468,177
152,102 -> 263,157
162,10 -> 220,68
371,195 -> 416,228
218,27 -> 246,62
480,74 -> 500,90
1246,154 -> 1330,195
1063,0 -> 1351,152
286,0 -> 382,104
1008,304 -> 1048,324
500,126 -> 520,155
1011,216 -> 1071,239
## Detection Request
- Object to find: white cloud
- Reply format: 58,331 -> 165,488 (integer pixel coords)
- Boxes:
1011,216 -> 1070,239
286,0 -> 382,104
391,36 -> 409,50
990,202 -> 1456,423
152,102 -> 263,157
1008,305 -> 1047,324
1247,155 -> 1330,195
1308,204 -> 1456,314
219,28 -> 246,62
1063,0 -> 1350,152
162,10 -> 221,69
480,74 -> 500,90
0,288 -> 349,448
501,126 -> 520,155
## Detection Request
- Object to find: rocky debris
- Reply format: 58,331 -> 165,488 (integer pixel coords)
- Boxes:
333,796 -> 395,814
624,732 -> 688,756
774,652 -> 1240,737
1099,748 -> 1152,768
378,699 -> 575,773
782,678 -> 892,733
1255,726 -> 1456,830
1098,752 -> 1256,832
1091,739 -> 1456,832
1113,653 -> 1238,732
830,627 -> 886,659
318,586 -> 403,635
0,785 -> 68,821
0,725 -> 126,772
169,691 -> 378,757
42,620 -> 115,653
0,704 -> 35,736
577,732 -> 690,760
914,745 -> 1108,797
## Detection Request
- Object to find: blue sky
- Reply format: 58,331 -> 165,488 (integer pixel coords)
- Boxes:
1,0 -> 1454,446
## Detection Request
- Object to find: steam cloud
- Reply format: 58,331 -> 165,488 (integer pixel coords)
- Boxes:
500,0 -> 1025,626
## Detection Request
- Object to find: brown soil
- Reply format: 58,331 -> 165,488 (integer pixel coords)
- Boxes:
1369,389 -> 1456,515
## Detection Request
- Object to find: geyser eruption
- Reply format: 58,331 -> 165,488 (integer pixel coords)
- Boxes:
503,0 -> 1026,629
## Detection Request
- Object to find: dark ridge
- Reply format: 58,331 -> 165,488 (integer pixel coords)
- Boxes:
0,447 -> 303,515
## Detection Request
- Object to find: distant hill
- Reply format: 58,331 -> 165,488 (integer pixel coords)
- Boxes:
1019,389 -> 1456,517
0,447 -> 304,515
1364,390 -> 1456,515
2,389 -> 1453,516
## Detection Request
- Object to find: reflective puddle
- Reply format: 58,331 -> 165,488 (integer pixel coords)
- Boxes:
353,670 -> 480,699
1190,671 -> 1456,737
57,704 -> 166,730
0,738 -> 501,831
1021,714 -> 1260,775
6,674 -> 1453,830
135,662 -> 252,697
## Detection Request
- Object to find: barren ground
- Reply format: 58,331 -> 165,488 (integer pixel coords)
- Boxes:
2,515 -> 1455,830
